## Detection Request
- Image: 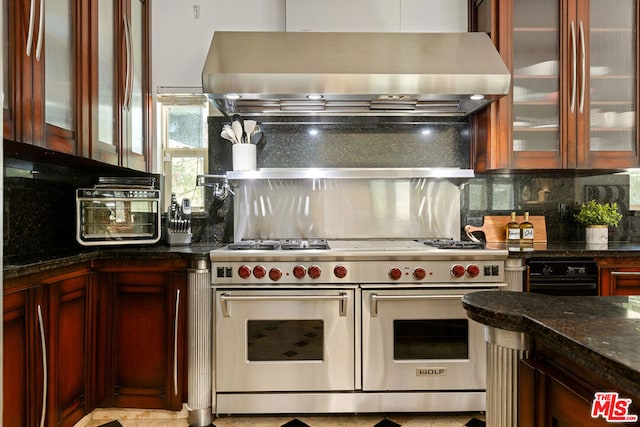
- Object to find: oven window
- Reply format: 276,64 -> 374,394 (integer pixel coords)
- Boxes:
247,320 -> 324,361
393,319 -> 469,360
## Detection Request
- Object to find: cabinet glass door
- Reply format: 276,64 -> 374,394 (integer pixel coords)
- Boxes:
45,0 -> 74,131
511,0 -> 561,156
586,0 -> 636,154
98,0 -> 115,148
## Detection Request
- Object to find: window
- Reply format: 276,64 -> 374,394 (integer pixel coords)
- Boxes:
158,94 -> 208,212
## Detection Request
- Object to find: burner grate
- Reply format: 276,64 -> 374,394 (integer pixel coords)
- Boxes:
420,239 -> 485,250
227,240 -> 281,250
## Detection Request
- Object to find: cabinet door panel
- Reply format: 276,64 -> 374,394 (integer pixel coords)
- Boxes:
579,0 -> 638,168
47,272 -> 91,427
109,270 -> 184,409
3,291 -> 29,427
511,0 -> 564,168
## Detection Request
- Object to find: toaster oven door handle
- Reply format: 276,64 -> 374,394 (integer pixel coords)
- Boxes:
219,293 -> 348,317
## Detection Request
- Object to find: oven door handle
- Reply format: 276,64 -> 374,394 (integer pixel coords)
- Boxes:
369,293 -> 462,317
218,292 -> 349,317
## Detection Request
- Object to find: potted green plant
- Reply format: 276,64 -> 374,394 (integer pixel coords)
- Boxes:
574,200 -> 623,244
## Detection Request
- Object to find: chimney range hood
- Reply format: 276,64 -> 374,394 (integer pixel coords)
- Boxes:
202,31 -> 511,117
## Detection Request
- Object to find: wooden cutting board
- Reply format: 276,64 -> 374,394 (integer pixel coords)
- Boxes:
464,215 -> 547,243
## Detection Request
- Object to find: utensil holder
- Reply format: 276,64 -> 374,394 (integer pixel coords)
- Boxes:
232,144 -> 257,171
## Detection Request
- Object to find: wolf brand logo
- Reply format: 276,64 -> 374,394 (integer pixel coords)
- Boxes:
416,368 -> 447,377
591,392 -> 638,422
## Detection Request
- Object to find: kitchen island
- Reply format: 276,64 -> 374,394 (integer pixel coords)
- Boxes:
463,291 -> 640,426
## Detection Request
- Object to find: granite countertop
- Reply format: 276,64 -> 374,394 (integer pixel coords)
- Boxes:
4,240 -> 640,280
2,243 -> 224,280
463,290 -> 640,399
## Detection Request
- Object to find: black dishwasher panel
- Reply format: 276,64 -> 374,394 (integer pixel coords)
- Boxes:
528,259 -> 598,296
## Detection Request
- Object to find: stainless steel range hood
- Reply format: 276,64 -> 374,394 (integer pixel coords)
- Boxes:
202,31 -> 510,117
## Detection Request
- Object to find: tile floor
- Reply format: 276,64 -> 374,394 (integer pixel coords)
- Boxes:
75,408 -> 486,427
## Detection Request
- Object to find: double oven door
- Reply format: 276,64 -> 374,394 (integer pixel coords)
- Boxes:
215,287 -> 357,392
362,287 -> 487,391
214,285 -> 489,394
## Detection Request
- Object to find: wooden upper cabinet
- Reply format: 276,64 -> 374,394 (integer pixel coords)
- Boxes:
3,0 -> 150,171
4,0 -> 83,154
471,0 -> 639,170
90,0 -> 150,171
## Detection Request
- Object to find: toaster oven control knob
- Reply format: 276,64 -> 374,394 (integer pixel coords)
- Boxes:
238,265 -> 252,279
308,265 -> 322,279
413,267 -> 427,280
293,265 -> 307,279
333,265 -> 348,279
253,265 -> 267,279
466,264 -> 480,278
388,267 -> 403,280
269,268 -> 282,281
450,264 -> 466,278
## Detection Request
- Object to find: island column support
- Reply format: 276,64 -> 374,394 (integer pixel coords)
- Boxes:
485,326 -> 531,427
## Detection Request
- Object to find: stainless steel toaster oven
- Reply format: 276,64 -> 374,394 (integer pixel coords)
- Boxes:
76,185 -> 161,246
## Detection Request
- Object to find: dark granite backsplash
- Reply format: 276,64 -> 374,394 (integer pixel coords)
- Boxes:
4,116 -> 639,259
207,115 -> 638,244
3,146 -> 156,260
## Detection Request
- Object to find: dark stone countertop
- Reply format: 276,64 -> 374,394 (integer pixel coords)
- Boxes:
483,241 -> 640,258
2,243 -> 224,281
5,240 -> 640,280
463,290 -> 640,399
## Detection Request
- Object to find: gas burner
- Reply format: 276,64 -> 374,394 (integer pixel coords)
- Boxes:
227,240 -> 281,250
419,239 -> 485,250
280,239 -> 330,250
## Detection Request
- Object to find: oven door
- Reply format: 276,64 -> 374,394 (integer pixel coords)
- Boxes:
215,288 -> 356,392
362,288 -> 486,391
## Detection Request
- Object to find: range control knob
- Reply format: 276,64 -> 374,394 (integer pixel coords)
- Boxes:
334,265 -> 348,279
450,264 -> 466,278
413,267 -> 427,280
238,265 -> 252,279
253,265 -> 267,279
308,265 -> 322,279
269,268 -> 282,281
293,265 -> 307,279
388,267 -> 403,280
466,264 -> 480,278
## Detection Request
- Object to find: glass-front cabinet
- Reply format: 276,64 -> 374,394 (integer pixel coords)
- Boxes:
472,0 -> 638,170
4,0 -> 80,153
4,0 -> 150,171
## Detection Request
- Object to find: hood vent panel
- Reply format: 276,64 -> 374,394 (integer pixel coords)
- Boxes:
203,31 -> 510,117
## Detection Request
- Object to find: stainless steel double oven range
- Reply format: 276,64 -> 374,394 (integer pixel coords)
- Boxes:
210,238 -> 508,415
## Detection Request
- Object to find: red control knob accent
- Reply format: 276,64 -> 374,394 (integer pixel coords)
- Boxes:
466,264 -> 480,278
253,265 -> 266,279
388,267 -> 403,280
308,265 -> 322,279
413,267 -> 427,280
450,264 -> 466,278
293,265 -> 307,279
334,265 -> 348,279
269,268 -> 282,281
238,265 -> 252,279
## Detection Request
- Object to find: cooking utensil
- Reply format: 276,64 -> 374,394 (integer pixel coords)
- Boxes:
231,120 -> 244,144
464,215 -> 547,243
251,131 -> 266,152
221,125 -> 238,143
244,120 -> 257,140
232,114 -> 246,143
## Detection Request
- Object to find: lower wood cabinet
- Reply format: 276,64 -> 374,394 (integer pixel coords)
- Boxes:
3,257 -> 189,426
597,257 -> 640,296
3,266 -> 93,427
520,343 -> 640,427
94,259 -> 188,410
